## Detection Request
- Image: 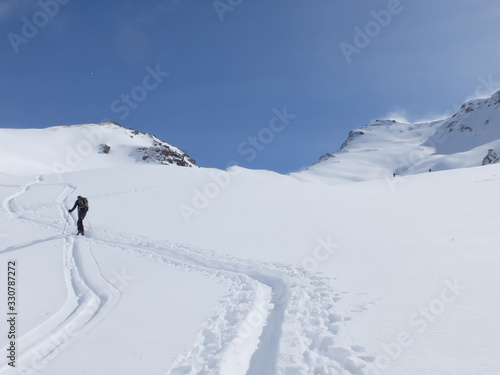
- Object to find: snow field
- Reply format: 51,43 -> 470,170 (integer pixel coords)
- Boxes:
0,177 -> 226,374
1,160 -> 499,374
1,169 -> 370,374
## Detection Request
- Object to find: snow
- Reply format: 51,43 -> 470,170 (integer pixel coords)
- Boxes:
0,122 -> 194,176
294,91 -> 500,184
1,100 -> 500,374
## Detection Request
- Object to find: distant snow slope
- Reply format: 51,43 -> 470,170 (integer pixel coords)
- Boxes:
0,122 -> 195,176
294,91 -> 500,184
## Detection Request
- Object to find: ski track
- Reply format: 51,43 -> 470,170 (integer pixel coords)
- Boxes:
0,176 -> 372,375
0,177 -> 122,375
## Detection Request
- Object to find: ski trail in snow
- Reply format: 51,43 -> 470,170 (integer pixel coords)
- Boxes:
1,175 -> 41,218
84,230 -> 276,375
2,178 -> 371,375
0,178 -> 122,374
86,230 -> 370,375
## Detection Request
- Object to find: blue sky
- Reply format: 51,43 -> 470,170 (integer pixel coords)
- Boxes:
1,0 -> 500,173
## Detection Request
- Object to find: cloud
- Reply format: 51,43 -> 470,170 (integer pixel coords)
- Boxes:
465,74 -> 500,101
0,0 -> 38,21
412,112 -> 454,124
414,75 -> 500,124
0,0 -> 15,19
385,108 -> 453,125
385,109 -> 409,124
117,0 -> 186,27
153,0 -> 186,14
114,27 -> 151,63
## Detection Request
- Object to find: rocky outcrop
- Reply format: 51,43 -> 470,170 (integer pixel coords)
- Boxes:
339,130 -> 365,152
482,149 -> 499,165
135,140 -> 196,167
97,121 -> 196,167
98,144 -> 111,154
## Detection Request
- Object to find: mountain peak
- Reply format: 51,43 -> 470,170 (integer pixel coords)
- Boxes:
293,92 -> 500,184
0,123 -> 196,176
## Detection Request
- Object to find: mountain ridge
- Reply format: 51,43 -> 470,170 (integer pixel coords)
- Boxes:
0,121 -> 196,176
3,91 -> 500,181
293,90 -> 500,184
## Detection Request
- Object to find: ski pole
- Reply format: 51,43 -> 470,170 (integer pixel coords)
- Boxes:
86,217 -> 93,230
62,211 -> 70,235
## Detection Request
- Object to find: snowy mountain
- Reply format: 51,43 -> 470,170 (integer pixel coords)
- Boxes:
0,121 -> 195,176
294,90 -> 500,184
1,106 -> 499,375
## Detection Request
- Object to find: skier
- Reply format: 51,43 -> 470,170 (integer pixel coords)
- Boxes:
68,196 -> 89,235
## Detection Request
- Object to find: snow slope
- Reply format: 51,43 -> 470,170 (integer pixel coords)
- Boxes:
1,161 -> 499,374
1,116 -> 499,374
294,90 -> 500,184
0,122 -> 195,176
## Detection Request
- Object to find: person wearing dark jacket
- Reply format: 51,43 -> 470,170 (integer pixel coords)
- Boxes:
69,196 -> 89,235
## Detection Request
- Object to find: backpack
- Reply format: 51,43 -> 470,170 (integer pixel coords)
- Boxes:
79,197 -> 89,210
